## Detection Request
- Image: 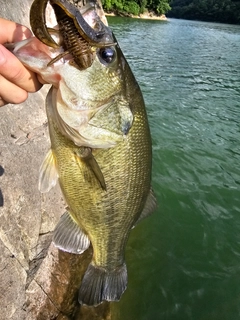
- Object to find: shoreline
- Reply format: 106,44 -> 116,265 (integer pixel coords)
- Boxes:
105,11 -> 168,21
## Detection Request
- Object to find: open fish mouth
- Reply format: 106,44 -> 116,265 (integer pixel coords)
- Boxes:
30,0 -> 116,69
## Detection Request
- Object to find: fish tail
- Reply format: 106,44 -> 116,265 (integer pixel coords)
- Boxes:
78,262 -> 127,306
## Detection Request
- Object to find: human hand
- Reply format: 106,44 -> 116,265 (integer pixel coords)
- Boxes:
0,18 -> 43,107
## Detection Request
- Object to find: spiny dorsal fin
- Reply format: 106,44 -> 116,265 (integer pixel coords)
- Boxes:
38,149 -> 59,193
75,147 -> 106,191
53,211 -> 90,254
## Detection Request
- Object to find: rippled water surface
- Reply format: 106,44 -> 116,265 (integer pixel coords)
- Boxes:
107,17 -> 240,320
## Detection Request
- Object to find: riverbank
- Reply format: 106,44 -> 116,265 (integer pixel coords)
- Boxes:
105,11 -> 167,21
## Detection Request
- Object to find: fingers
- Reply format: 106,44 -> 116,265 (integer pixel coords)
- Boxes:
0,75 -> 28,106
0,19 -> 43,107
0,18 -> 32,43
0,45 -> 42,93
0,45 -> 43,106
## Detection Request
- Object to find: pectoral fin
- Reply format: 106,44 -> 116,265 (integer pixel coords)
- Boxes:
134,188 -> 157,226
76,147 -> 106,191
38,149 -> 59,193
53,211 -> 90,254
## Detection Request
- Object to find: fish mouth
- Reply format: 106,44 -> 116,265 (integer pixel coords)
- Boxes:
30,0 -> 116,69
50,0 -> 114,45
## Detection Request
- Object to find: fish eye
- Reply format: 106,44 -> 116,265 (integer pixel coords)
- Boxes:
98,47 -> 116,64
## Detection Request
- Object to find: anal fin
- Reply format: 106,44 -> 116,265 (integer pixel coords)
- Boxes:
53,211 -> 90,254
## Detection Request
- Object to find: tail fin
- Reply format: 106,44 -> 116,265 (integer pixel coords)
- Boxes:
78,263 -> 127,306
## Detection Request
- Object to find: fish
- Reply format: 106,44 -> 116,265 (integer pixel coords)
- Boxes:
10,0 -> 156,306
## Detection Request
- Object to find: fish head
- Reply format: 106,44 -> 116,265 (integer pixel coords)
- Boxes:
43,1 -> 134,148
51,35 -> 133,149
60,43 -> 122,104
11,0 -> 134,148
30,0 -> 116,69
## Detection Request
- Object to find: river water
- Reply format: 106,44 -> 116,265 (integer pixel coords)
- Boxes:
107,17 -> 240,320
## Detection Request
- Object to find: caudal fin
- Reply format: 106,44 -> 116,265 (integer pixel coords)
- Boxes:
78,263 -> 127,306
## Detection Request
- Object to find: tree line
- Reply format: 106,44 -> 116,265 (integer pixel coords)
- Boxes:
167,0 -> 240,24
102,0 -> 240,24
102,0 -> 171,16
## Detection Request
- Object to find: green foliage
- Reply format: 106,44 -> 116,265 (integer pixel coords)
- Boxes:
103,0 -> 112,10
102,0 -> 171,16
145,0 -> 171,14
167,0 -> 240,24
124,0 -> 141,15
156,0 -> 171,14
138,0 -> 148,13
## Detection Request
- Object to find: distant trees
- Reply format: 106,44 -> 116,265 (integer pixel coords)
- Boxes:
102,0 -> 240,23
167,0 -> 240,24
102,0 -> 171,16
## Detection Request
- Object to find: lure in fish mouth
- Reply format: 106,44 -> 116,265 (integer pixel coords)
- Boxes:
9,0 -> 156,306
30,0 -> 115,69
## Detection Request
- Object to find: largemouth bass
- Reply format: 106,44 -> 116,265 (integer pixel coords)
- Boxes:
10,0 -> 156,305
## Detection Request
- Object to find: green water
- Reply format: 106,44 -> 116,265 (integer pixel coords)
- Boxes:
108,17 -> 240,320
